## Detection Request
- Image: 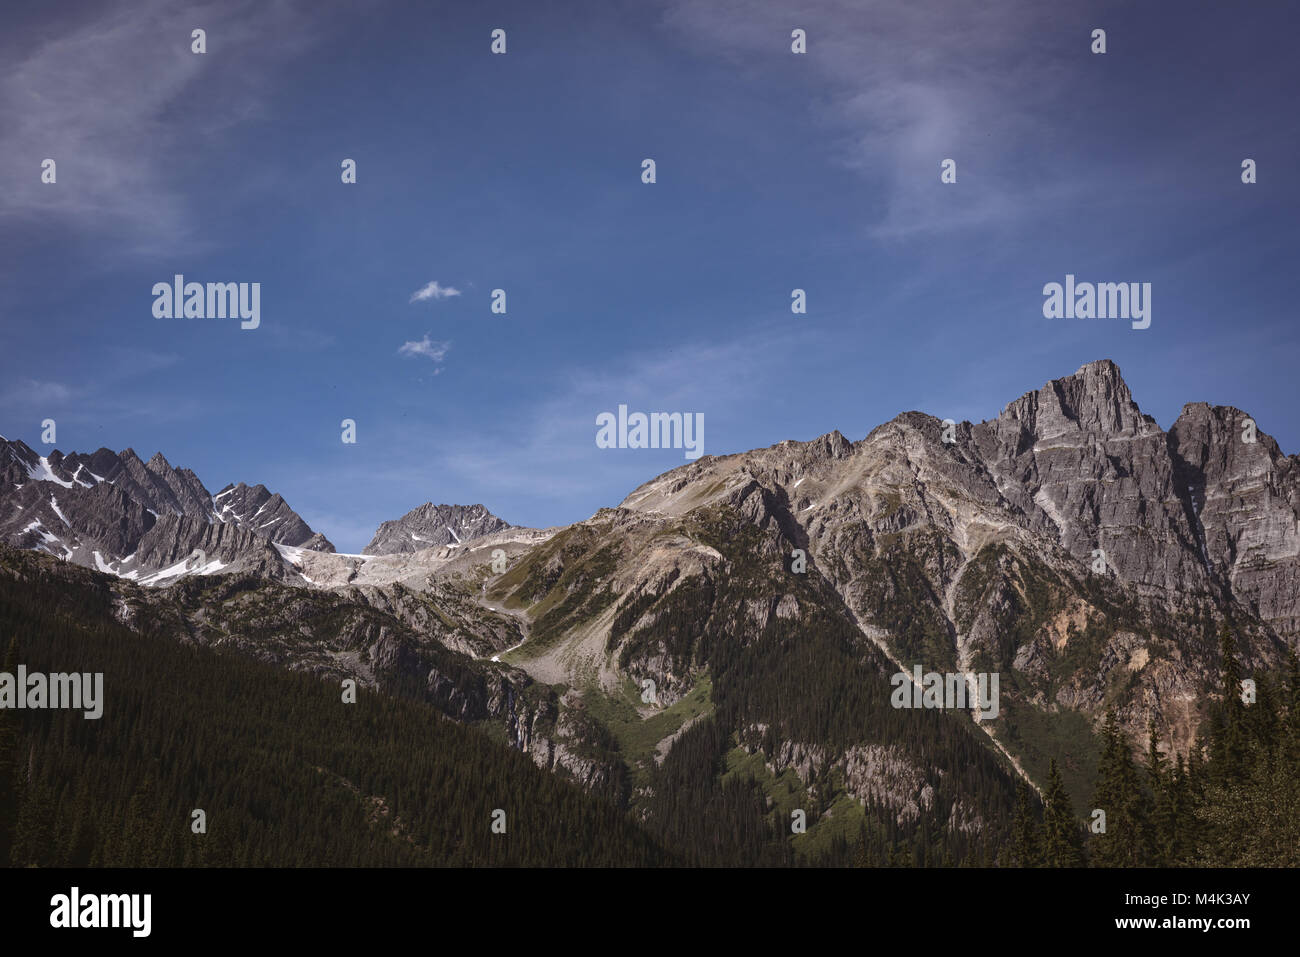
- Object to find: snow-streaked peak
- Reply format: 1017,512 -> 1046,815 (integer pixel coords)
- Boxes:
27,456 -> 75,488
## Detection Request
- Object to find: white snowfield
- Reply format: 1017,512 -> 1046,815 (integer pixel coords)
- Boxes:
136,556 -> 229,586
27,456 -> 74,488
49,495 -> 71,526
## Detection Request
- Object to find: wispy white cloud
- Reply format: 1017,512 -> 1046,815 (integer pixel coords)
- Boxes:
409,280 -> 462,303
661,0 -> 1077,239
0,349 -> 182,410
0,374 -> 205,429
0,379 -> 76,407
0,0 -> 324,252
398,334 -> 451,364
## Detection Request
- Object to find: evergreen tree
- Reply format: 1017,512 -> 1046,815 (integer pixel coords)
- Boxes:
1191,630 -> 1300,866
10,779 -> 56,867
1243,671 -> 1281,764
62,781 -> 97,868
1212,622 -> 1246,780
1167,754 -> 1194,864
1008,779 -> 1041,867
1145,722 -> 1176,866
1042,758 -> 1083,867
1089,711 -> 1148,866
853,822 -> 871,868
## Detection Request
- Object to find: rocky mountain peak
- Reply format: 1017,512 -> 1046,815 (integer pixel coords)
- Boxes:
0,434 -> 335,573
210,482 -> 335,552
810,429 -> 853,460
146,451 -> 172,472
363,502 -> 511,555
996,359 -> 1152,442
1172,399 -> 1289,472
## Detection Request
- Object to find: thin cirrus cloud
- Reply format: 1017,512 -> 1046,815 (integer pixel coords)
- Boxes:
0,348 -> 180,412
409,280 -> 462,303
661,0 -> 1079,239
0,0 -> 326,252
0,379 -> 76,409
295,322 -> 813,544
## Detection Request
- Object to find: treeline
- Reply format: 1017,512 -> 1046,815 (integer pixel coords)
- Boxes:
0,562 -> 665,867
1005,624 -> 1300,867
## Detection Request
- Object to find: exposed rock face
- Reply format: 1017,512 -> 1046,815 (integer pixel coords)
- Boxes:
840,744 -> 936,827
0,437 -> 333,579
616,359 -> 1297,645
598,358 -> 1294,764
363,503 -> 510,555
1168,402 -> 1300,639
971,359 -> 1211,598
132,514 -> 291,581
212,483 -> 335,551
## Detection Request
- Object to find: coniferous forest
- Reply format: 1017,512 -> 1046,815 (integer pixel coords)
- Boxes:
0,562 -> 663,867
1,551 -> 1296,868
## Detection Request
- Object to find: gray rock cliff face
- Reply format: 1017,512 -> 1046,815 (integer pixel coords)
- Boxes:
1169,402 -> 1300,637
212,483 -> 335,551
363,502 -> 510,555
131,513 -> 291,580
619,360 -> 1297,644
971,359 -> 1212,599
605,359 -> 1295,758
0,437 -> 333,578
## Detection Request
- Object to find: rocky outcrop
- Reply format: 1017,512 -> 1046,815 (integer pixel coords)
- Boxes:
971,360 -> 1211,598
363,502 -> 510,555
212,483 -> 336,551
841,744 -> 936,827
132,513 -> 291,580
1168,402 -> 1300,638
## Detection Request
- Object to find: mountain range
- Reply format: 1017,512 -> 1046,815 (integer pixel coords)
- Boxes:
2,358 -> 1295,846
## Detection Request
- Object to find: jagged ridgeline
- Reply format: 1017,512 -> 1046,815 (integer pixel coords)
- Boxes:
3,359 -> 1298,867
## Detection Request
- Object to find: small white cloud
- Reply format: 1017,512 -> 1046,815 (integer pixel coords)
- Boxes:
398,335 -> 451,363
409,280 -> 462,303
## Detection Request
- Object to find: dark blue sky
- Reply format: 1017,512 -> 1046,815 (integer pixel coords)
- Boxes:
2,0 -> 1297,551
